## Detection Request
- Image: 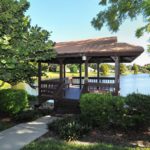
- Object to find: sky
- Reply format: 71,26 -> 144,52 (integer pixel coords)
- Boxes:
27,0 -> 150,66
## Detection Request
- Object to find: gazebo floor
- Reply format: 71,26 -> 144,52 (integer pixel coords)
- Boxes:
64,86 -> 81,100
52,86 -> 81,114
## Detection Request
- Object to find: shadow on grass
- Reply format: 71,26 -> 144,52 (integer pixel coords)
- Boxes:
22,139 -> 135,150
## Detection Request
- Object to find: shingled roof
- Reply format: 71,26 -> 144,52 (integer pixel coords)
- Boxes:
55,37 -> 144,57
39,36 -> 143,64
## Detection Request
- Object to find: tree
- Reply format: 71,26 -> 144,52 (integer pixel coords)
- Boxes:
0,0 -> 56,86
132,64 -> 139,74
100,64 -> 110,75
120,64 -> 127,74
91,0 -> 150,51
69,64 -> 78,73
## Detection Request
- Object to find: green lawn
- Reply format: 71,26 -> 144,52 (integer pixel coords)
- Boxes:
44,71 -> 106,79
22,139 -> 148,150
0,81 -> 11,90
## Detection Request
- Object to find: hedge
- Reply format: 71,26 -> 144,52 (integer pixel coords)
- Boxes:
0,89 -> 28,115
80,93 -> 150,130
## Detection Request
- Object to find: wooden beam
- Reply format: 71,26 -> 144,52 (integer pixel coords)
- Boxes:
114,56 -> 120,95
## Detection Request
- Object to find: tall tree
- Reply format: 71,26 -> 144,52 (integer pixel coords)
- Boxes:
91,0 -> 150,51
132,64 -> 139,74
120,64 -> 127,74
0,0 -> 56,86
100,64 -> 110,75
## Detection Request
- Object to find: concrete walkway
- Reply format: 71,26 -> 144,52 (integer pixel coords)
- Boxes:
0,115 -> 57,150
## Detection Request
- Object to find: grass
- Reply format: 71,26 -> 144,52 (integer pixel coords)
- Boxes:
44,71 -> 115,79
0,81 -> 11,90
44,71 -> 98,79
22,139 -> 148,150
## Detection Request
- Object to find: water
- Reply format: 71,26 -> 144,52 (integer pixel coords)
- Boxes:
120,73 -> 150,96
20,73 -> 150,97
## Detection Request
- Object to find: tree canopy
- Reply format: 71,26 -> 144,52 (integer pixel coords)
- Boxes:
132,64 -> 139,74
120,64 -> 127,74
92,0 -> 150,50
0,0 -> 56,86
100,64 -> 110,75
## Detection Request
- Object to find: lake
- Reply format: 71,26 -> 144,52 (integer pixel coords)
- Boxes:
120,73 -> 150,96
21,73 -> 150,97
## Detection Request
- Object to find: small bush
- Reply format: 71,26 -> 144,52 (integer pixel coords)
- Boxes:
14,109 -> 52,123
123,93 -> 150,129
0,89 -> 28,115
38,109 -> 52,116
80,94 -> 125,128
27,95 -> 38,102
48,116 -> 90,141
14,110 -> 39,122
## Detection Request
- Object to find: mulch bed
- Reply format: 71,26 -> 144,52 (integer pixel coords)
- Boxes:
82,128 -> 150,148
0,114 -> 16,132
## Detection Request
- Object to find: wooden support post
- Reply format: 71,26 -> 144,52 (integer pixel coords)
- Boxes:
64,64 -> 66,79
97,63 -> 100,83
79,63 -> 82,89
38,61 -> 42,104
114,56 -> 120,95
59,60 -> 64,81
84,58 -> 90,92
85,59 -> 88,84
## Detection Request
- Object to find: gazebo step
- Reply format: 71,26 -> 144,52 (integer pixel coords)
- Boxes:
54,98 -> 80,114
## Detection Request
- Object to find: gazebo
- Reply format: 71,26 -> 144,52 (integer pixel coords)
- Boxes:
37,37 -> 144,112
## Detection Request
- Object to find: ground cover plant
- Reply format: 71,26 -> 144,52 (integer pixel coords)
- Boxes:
48,116 -> 91,141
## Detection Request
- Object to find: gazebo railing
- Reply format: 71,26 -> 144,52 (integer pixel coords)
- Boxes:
72,77 -> 115,85
39,79 -> 64,100
81,82 -> 115,94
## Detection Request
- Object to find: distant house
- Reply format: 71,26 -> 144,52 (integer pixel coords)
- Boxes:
88,67 -> 94,72
66,67 -> 70,73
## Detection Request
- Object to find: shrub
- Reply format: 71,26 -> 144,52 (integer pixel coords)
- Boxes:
27,95 -> 38,107
27,94 -> 38,102
14,109 -> 52,123
14,110 -> 39,122
0,89 -> 28,115
123,93 -> 150,129
48,116 -> 90,141
80,94 -> 125,128
38,109 -> 52,116
80,93 -> 150,130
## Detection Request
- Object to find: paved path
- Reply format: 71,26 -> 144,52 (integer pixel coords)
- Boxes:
0,115 -> 57,150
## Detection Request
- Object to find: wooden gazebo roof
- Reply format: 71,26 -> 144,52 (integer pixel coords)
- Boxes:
50,36 -> 144,64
